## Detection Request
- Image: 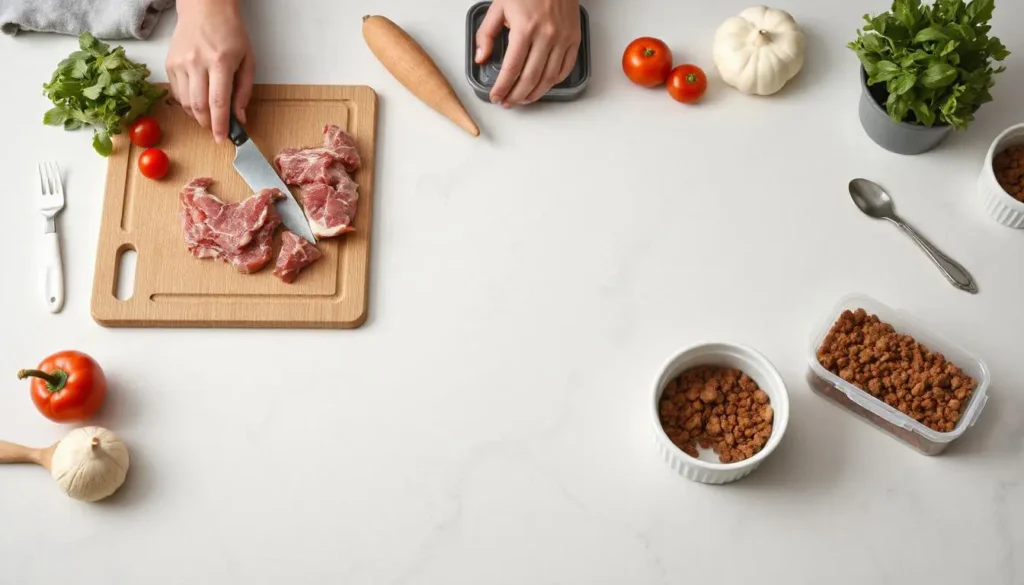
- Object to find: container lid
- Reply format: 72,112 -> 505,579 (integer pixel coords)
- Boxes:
465,1 -> 590,99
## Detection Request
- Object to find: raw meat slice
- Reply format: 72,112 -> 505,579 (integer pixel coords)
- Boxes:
274,124 -> 361,186
229,205 -> 282,274
179,178 -> 284,273
273,231 -> 324,283
297,176 -> 359,238
322,124 -> 361,171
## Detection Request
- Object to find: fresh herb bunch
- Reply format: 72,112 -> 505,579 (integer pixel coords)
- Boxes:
848,0 -> 1009,130
42,33 -> 166,156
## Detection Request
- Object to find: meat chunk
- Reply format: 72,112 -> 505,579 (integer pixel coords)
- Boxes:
297,176 -> 359,238
179,178 -> 283,273
274,124 -> 361,187
273,231 -> 323,283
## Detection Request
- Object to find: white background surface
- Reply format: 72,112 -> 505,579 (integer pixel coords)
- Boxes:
2,1 -> 1023,583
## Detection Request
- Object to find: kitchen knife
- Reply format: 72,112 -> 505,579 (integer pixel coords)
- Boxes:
228,115 -> 317,244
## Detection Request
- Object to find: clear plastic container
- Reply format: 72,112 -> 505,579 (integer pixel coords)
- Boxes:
806,293 -> 990,455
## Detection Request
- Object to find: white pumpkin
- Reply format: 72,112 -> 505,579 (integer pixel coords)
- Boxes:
50,426 -> 130,502
713,6 -> 807,96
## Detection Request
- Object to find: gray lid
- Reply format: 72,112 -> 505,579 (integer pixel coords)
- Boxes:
465,1 -> 590,102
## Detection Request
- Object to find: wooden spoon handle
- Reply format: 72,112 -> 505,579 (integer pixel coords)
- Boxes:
0,441 -> 43,465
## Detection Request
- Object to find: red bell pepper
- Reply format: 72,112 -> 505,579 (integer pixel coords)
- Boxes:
18,350 -> 107,422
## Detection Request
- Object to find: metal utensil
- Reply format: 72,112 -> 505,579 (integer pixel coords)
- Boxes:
228,114 -> 317,244
37,162 -> 65,312
849,178 -> 977,294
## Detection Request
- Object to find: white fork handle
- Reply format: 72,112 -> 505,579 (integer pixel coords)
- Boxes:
42,231 -> 64,313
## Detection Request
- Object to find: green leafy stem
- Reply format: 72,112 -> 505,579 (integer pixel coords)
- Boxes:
42,33 -> 166,156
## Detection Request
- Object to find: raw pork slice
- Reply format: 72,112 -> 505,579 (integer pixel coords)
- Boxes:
179,178 -> 284,273
273,231 -> 323,283
228,205 -> 282,273
297,176 -> 359,238
274,124 -> 361,187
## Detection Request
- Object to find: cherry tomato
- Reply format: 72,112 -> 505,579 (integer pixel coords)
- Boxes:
129,116 -> 162,148
138,148 -> 170,180
622,37 -> 673,88
667,64 -> 708,104
19,350 -> 107,423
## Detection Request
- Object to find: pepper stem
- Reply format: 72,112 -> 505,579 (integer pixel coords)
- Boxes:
17,369 -> 69,393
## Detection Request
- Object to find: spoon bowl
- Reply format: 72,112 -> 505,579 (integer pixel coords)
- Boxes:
849,178 -> 897,219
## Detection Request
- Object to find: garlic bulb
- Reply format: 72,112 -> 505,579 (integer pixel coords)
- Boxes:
50,426 -> 129,502
712,6 -> 807,96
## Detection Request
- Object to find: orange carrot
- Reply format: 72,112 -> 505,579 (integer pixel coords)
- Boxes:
362,15 -> 480,137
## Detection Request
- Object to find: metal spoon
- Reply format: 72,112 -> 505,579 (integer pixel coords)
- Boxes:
849,178 -> 977,294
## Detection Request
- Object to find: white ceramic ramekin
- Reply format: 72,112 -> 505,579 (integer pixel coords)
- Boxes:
652,342 -> 790,485
978,122 -> 1024,228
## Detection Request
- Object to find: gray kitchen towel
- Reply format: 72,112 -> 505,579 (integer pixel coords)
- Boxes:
1,0 -> 175,39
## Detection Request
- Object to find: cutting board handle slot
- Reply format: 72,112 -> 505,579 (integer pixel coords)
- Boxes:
114,246 -> 138,301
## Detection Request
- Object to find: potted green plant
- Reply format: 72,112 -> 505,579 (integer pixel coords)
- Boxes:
848,0 -> 1009,155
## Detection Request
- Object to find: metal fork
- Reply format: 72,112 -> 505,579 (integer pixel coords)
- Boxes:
37,162 -> 65,313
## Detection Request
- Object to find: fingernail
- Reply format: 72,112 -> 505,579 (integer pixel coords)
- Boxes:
475,47 -> 484,61
490,95 -> 499,104
239,109 -> 247,123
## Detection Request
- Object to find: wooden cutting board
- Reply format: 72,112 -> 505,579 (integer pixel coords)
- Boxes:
90,84 -> 377,329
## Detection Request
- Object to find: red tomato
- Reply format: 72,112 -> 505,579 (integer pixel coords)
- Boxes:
667,64 -> 708,104
129,116 -> 162,148
19,350 -> 107,423
138,148 -> 170,180
622,37 -> 673,88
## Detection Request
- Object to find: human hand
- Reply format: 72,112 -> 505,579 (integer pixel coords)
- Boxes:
166,0 -> 255,142
474,0 -> 581,107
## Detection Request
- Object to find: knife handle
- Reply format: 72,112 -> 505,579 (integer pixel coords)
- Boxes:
228,113 -> 248,147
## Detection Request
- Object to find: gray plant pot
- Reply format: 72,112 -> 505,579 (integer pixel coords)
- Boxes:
858,67 -> 952,155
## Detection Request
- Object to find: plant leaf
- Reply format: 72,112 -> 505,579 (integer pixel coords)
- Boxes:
891,72 -> 918,95
861,33 -> 886,54
967,0 -> 994,23
63,118 -> 84,131
914,26 -> 949,43
71,59 -> 90,79
987,37 -> 1010,61
893,0 -> 917,29
92,130 -> 113,156
42,106 -> 69,126
78,32 -> 97,52
82,84 -> 103,100
922,62 -> 958,88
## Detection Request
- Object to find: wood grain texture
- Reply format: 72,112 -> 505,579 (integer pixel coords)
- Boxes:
90,84 -> 378,329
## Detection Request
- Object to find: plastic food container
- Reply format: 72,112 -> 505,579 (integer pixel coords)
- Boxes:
465,1 -> 591,102
652,342 -> 790,485
806,294 -> 990,455
978,122 -> 1024,229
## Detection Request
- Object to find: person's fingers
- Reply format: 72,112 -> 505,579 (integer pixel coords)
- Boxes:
490,31 -> 530,104
523,45 -> 568,104
167,69 -> 186,111
233,51 -> 255,124
557,42 -> 580,82
208,67 -> 232,143
475,2 -> 505,64
188,69 -> 211,129
504,40 -> 551,105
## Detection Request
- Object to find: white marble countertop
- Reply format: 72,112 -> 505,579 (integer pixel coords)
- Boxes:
2,1 -> 1023,583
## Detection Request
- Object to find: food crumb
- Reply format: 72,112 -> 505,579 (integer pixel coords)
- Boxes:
816,308 -> 977,433
658,365 -> 774,464
994,145 -> 1024,202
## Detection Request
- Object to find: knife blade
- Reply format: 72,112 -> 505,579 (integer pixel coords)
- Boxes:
228,115 -> 317,244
